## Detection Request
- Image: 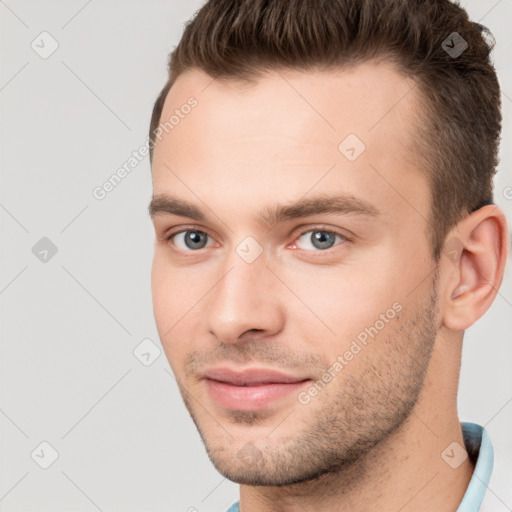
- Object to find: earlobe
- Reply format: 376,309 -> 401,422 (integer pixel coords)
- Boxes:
442,205 -> 509,331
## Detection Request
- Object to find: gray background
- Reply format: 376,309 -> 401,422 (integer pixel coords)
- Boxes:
1,1 -> 511,511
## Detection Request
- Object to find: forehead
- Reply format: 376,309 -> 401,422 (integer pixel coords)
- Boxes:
156,62 -> 420,146
151,63 -> 429,229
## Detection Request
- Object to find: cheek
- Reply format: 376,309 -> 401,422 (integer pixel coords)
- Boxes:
151,253 -> 194,338
150,252 -> 213,366
151,255 -> 171,324
279,262 -> 400,344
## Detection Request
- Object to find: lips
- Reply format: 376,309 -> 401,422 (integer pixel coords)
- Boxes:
202,367 -> 310,385
202,367 -> 311,410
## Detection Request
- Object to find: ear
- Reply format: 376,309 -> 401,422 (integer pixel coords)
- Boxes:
441,205 -> 509,331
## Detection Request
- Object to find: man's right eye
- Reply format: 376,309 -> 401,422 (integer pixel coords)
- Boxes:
167,230 -> 213,251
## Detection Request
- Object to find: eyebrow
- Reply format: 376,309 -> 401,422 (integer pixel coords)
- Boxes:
148,193 -> 380,225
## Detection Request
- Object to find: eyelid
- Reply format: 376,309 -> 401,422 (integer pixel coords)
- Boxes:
164,224 -> 209,239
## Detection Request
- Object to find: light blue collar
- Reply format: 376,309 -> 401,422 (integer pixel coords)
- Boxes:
456,422 -> 494,511
226,421 -> 493,512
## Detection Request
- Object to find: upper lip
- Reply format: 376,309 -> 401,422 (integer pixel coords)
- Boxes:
202,367 -> 310,386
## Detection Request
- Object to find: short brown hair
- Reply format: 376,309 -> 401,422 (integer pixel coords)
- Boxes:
149,0 -> 501,260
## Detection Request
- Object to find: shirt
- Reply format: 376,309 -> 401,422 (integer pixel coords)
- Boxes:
225,421 -> 503,512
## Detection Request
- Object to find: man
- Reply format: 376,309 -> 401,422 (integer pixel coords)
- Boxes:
147,1 -> 509,510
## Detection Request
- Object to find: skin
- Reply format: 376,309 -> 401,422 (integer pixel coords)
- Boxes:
149,62 -> 508,511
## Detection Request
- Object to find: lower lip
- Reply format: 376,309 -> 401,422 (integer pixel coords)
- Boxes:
205,379 -> 310,411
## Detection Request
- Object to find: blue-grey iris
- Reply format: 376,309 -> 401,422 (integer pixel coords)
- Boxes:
311,231 -> 336,250
185,231 -> 208,249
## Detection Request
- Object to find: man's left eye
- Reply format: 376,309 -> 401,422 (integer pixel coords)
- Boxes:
293,230 -> 346,251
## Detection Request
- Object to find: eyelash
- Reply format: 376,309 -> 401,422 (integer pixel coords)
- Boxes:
164,226 -> 349,254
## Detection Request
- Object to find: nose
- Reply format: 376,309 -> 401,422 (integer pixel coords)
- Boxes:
205,250 -> 285,344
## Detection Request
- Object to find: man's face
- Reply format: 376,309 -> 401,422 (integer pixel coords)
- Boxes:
150,63 -> 440,485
